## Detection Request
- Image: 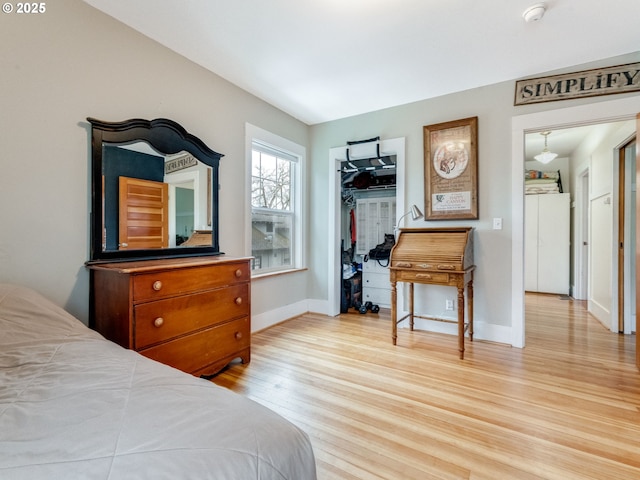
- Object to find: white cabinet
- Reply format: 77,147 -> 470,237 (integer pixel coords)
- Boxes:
355,196 -> 396,255
525,193 -> 570,294
356,195 -> 395,308
362,259 -> 391,307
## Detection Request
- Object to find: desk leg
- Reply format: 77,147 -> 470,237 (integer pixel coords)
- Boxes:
468,278 -> 474,342
409,282 -> 414,331
391,280 -> 397,345
457,285 -> 465,360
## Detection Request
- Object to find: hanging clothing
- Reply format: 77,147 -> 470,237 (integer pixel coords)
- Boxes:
350,209 -> 357,244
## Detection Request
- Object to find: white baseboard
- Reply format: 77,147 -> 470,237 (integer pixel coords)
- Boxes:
253,300 -> 514,346
398,315 -> 513,346
473,321 -> 513,345
588,299 -> 611,330
252,299 -> 331,333
307,298 -> 331,316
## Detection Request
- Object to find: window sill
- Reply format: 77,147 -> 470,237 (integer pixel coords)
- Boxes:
252,267 -> 308,280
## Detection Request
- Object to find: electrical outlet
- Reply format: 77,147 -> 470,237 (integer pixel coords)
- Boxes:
445,299 -> 454,311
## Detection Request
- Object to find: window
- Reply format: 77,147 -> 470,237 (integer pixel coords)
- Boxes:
247,125 -> 304,274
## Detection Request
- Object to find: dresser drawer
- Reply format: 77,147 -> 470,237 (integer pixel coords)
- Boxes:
394,270 -> 450,284
139,316 -> 250,374
363,272 -> 391,289
134,283 -> 249,349
132,262 -> 250,302
362,287 -> 391,307
362,260 -> 390,273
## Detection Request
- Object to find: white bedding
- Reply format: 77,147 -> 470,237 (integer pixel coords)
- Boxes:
0,284 -> 316,479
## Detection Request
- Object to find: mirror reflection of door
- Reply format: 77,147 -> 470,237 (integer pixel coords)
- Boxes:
174,184 -> 195,245
165,170 -> 201,247
118,176 -> 169,250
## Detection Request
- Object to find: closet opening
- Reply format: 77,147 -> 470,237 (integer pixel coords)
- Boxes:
340,154 -> 397,314
328,137 -> 406,318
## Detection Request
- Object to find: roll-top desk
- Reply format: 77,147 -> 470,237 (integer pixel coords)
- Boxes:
88,256 -> 251,376
389,227 -> 475,359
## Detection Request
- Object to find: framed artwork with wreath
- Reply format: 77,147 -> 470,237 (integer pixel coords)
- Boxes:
423,116 -> 478,220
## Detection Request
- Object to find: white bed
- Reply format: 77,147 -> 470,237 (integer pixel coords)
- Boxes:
0,283 -> 316,479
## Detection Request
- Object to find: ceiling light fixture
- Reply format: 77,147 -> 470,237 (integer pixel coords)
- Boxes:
523,3 -> 547,23
534,131 -> 558,164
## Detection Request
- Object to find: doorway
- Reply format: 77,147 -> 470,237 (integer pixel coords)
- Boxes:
524,122 -> 635,336
512,95 -> 640,349
328,138 -> 406,317
165,170 -> 200,247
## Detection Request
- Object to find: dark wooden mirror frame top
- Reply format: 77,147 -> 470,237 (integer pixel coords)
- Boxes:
87,117 -> 224,263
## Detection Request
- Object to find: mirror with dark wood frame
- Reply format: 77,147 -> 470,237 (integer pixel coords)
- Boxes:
87,118 -> 223,263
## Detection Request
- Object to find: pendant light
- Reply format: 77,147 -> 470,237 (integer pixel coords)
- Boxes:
534,131 -> 558,164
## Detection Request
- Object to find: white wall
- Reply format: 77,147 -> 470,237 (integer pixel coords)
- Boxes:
0,0 -> 310,323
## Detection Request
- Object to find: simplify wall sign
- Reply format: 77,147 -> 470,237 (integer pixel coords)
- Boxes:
514,62 -> 640,106
164,153 -> 198,174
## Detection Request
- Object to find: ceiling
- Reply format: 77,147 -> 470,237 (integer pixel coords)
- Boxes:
83,0 -> 639,126
524,120 -> 634,162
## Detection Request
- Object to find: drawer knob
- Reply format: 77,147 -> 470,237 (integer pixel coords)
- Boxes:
153,317 -> 164,328
152,281 -> 163,291
234,331 -> 243,340
235,269 -> 242,278
235,297 -> 242,305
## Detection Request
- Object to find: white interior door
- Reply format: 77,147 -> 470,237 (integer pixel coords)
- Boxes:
524,195 -> 539,291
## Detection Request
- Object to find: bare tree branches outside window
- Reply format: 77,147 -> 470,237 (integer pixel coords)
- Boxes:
252,151 -> 291,210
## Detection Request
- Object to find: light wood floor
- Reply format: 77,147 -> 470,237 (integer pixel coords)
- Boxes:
213,293 -> 640,479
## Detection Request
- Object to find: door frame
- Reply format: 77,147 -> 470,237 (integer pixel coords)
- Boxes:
511,95 -> 640,348
636,113 -> 640,368
618,145 -> 626,332
617,136 -> 637,334
574,167 -> 589,300
328,137 -> 406,317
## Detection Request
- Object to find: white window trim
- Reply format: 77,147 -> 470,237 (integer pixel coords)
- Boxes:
245,123 -> 305,276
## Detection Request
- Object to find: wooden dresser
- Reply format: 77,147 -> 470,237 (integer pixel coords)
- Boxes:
88,256 -> 251,377
389,227 -> 475,359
